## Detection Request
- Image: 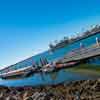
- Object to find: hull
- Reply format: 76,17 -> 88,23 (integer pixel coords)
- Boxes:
41,61 -> 79,73
0,61 -> 79,79
0,66 -> 36,79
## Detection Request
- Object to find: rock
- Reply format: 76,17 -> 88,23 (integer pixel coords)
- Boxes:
0,79 -> 99,100
24,96 -> 33,100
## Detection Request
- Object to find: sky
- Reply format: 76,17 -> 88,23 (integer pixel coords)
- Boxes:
0,0 -> 100,69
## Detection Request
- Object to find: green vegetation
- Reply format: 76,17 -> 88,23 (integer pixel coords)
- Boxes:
66,64 -> 100,75
71,64 -> 100,71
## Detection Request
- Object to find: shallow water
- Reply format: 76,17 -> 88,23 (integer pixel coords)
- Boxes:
0,69 -> 99,87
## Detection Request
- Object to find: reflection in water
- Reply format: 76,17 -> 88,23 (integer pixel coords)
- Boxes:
50,71 -> 58,80
0,67 -> 100,87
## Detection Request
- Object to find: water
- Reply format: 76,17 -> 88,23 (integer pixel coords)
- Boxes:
0,69 -> 99,87
0,33 -> 100,87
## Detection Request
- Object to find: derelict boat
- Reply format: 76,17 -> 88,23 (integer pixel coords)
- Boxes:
0,66 -> 36,79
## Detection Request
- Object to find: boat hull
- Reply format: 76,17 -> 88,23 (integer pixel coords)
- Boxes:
0,66 -> 37,80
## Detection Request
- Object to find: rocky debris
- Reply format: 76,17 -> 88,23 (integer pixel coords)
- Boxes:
0,79 -> 100,100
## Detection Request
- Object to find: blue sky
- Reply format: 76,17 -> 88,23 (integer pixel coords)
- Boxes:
0,0 -> 100,68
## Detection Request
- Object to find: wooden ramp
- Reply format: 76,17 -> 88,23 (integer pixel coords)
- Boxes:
60,45 -> 100,63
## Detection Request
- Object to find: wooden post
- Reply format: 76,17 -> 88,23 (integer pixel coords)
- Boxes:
96,37 -> 99,47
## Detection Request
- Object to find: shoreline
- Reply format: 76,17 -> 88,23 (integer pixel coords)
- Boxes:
0,79 -> 100,100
